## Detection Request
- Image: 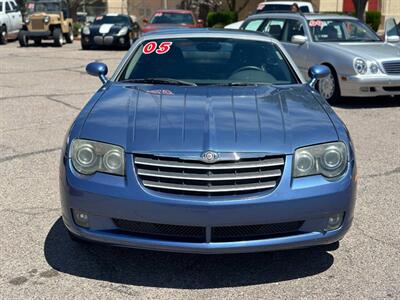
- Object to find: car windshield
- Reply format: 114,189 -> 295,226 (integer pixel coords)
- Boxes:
309,19 -> 381,42
150,12 -> 194,24
26,2 -> 60,13
119,37 -> 298,86
93,15 -> 129,24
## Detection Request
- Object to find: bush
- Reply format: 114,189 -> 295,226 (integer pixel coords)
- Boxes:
207,11 -> 237,28
73,23 -> 81,37
366,11 -> 381,32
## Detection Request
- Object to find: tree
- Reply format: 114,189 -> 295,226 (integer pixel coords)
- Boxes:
225,0 -> 251,14
352,0 -> 368,21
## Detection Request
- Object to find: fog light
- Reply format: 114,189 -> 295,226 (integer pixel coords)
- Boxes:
73,209 -> 89,228
326,213 -> 344,231
84,37 -> 90,43
119,37 -> 125,44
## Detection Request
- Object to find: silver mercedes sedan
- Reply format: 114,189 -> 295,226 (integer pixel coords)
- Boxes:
240,13 -> 400,103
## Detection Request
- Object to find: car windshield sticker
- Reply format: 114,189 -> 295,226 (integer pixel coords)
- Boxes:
309,20 -> 324,27
95,16 -> 103,21
154,12 -> 163,17
143,41 -> 173,55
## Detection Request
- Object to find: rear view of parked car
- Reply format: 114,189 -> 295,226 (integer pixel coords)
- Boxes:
141,9 -> 202,33
241,13 -> 400,103
0,0 -> 22,44
81,14 -> 140,50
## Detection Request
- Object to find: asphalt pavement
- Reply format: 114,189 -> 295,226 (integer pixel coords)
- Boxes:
0,42 -> 399,299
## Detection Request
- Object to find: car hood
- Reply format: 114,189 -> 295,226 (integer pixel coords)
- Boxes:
321,42 -> 400,61
79,84 -> 338,155
89,23 -> 125,35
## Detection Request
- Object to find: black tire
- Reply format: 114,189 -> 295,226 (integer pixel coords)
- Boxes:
0,25 -> 8,45
81,42 -> 90,50
124,33 -> 132,50
316,66 -> 341,105
53,27 -> 63,47
65,26 -> 73,44
18,31 -> 28,47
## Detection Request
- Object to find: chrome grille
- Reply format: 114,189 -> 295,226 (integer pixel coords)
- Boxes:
31,18 -> 44,30
382,61 -> 400,74
134,154 -> 285,196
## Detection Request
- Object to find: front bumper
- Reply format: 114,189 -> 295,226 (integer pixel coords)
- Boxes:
340,74 -> 400,97
81,34 -> 130,48
60,155 -> 357,254
24,31 -> 52,38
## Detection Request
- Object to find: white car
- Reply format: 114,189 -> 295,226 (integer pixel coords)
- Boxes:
225,1 -> 314,30
0,0 -> 22,44
256,1 -> 314,13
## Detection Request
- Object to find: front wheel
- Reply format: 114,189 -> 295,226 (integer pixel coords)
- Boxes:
18,31 -> 28,47
316,67 -> 341,105
65,27 -> 73,43
53,28 -> 63,47
0,26 -> 8,45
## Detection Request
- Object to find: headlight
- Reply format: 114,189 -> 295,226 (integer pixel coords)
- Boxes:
293,142 -> 347,178
82,26 -> 90,35
70,139 -> 125,176
44,16 -> 50,24
369,62 -> 379,74
117,26 -> 128,36
24,17 -> 30,24
353,58 -> 367,74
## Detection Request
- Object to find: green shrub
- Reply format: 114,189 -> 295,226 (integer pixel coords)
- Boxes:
73,23 -> 81,37
207,11 -> 237,28
366,11 -> 381,31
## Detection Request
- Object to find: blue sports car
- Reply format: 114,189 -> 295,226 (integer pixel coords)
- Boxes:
60,29 -> 357,254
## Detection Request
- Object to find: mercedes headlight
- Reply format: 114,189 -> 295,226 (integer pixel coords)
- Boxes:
117,26 -> 128,36
293,142 -> 347,178
70,139 -> 125,176
353,58 -> 367,74
82,26 -> 90,35
44,16 -> 50,24
369,62 -> 379,74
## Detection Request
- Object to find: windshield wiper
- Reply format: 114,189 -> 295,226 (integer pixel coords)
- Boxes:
120,78 -> 197,86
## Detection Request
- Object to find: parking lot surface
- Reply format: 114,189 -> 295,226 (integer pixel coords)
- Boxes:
0,43 -> 399,299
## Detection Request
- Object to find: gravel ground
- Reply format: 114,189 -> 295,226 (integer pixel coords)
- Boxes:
0,42 -> 399,300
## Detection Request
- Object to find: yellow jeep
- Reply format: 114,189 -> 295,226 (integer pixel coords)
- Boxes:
19,0 -> 73,47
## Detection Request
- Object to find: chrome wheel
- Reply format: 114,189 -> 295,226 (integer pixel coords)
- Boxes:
319,74 -> 335,100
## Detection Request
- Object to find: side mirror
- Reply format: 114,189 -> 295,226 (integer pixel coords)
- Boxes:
86,62 -> 108,84
386,35 -> 400,43
291,35 -> 307,45
142,18 -> 148,24
308,65 -> 330,88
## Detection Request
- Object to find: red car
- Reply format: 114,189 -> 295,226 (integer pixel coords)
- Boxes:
141,9 -> 203,33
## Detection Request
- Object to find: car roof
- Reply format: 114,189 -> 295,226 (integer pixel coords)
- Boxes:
142,27 -> 273,40
154,9 -> 193,14
259,1 -> 312,6
247,12 -> 358,21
